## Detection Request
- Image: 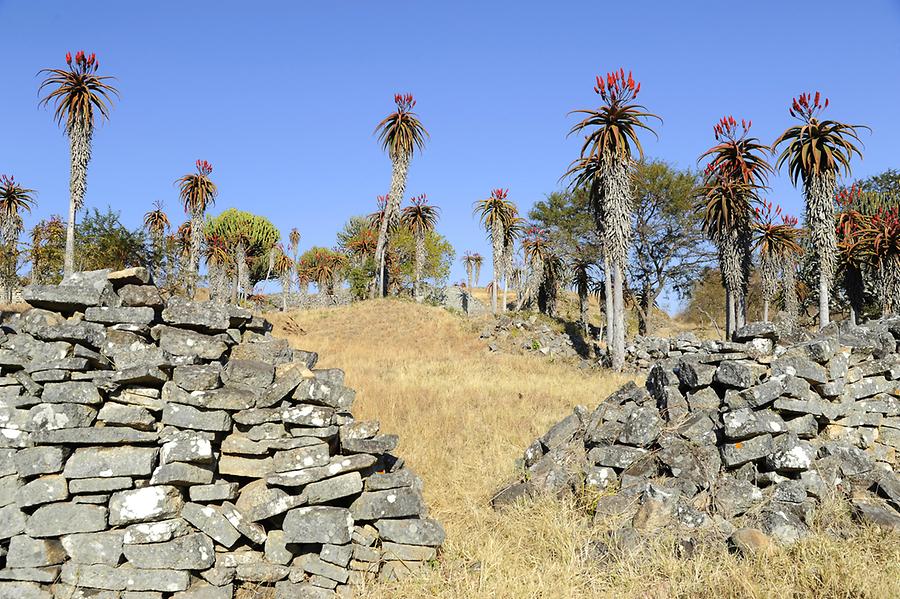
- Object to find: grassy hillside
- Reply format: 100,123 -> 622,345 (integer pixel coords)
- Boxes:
263,299 -> 898,598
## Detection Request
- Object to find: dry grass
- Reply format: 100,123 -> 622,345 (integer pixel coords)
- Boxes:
262,299 -> 900,599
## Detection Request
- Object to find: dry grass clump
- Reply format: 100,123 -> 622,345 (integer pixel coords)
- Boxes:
265,299 -> 900,599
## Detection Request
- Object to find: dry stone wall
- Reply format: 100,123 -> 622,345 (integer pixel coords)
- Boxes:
0,269 -> 443,599
495,320 -> 900,550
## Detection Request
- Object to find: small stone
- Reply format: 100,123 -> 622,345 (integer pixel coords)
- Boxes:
16,474 -> 68,507
264,530 -> 292,565
122,518 -> 191,544
162,403 -> 231,432
720,434 -> 774,467
376,517 -> 446,546
63,446 -> 157,479
714,361 -> 757,389
306,472 -> 363,504
109,485 -> 184,526
6,536 -> 67,567
350,487 -> 425,520
188,482 -> 239,503
12,447 -> 67,477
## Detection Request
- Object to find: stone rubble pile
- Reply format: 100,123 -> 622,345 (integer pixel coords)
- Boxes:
494,320 -> 900,550
480,315 -> 585,361
623,332 -> 706,370
0,269 -> 443,599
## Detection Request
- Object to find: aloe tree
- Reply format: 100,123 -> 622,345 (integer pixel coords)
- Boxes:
857,206 -> 900,316
462,252 -> 475,289
472,253 -> 483,287
502,215 -> 524,312
289,228 -> 301,292
569,250 -> 596,336
568,69 -> 659,370
400,194 -> 440,301
272,245 -> 293,311
753,204 -> 804,323
39,51 -> 118,278
372,94 -> 428,297
143,200 -> 170,283
176,160 -> 217,297
836,185 -> 870,323
474,189 -> 518,313
0,176 -> 36,302
774,92 -> 867,328
700,117 -> 772,329
203,233 -> 230,303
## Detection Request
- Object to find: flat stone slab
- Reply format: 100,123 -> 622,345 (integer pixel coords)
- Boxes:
63,446 -> 158,479
283,506 -> 353,544
123,531 -> 215,570
60,563 -> 190,592
31,427 -> 158,445
25,503 -> 107,537
375,517 -> 446,546
350,487 -> 426,520
60,531 -> 124,566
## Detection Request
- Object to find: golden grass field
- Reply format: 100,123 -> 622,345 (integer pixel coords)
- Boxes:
262,297 -> 900,599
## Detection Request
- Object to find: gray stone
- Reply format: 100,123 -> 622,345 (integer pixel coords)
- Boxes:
150,461 -> 214,486
685,386 -> 720,411
0,504 -> 26,539
123,532 -> 215,570
771,356 -> 828,384
223,359 -> 275,390
22,283 -> 108,312
733,322 -> 777,341
157,326 -> 228,360
722,408 -> 786,440
162,297 -> 231,333
297,554 -> 350,583
40,381 -> 102,405
320,543 -> 353,567
218,455 -> 273,477
264,530 -> 293,565
12,447 -> 67,477
0,581 -> 51,599
188,482 -> 239,502
274,581 -> 334,599
306,472 -> 364,504
31,427 -> 157,445
714,361 -> 757,388
172,364 -> 221,392
852,499 -> 900,531
97,403 -> 154,430
258,364 -> 307,408
118,284 -> 164,308
283,506 -> 354,544
162,382 -> 255,411
281,404 -> 335,427
162,403 -> 231,432
181,503 -> 241,548
376,517 -> 446,546
365,469 -> 419,491
122,518 -> 191,544
767,433 -> 815,472
27,403 -> 97,431
112,365 -> 168,386
60,563 -> 190,592
238,482 -> 307,522
675,360 -> 716,389
61,531 -> 124,565
720,434 -> 774,467
0,475 -> 22,507
267,454 -> 377,488
350,487 -> 425,520
16,474 -> 68,507
761,507 -> 809,544
109,485 -> 183,526
618,406 -> 662,446
587,445 -> 648,469
713,477 -> 763,518
235,562 -> 290,583
25,503 -> 107,537
171,582 -> 233,599
64,446 -> 157,479
85,306 -> 155,325
6,536 -> 67,567
161,431 -> 214,464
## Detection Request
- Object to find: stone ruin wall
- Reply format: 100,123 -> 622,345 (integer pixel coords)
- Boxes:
496,320 -> 900,549
0,268 -> 444,599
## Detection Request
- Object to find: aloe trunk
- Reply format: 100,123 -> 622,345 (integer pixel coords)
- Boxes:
64,121 -> 91,278
372,153 -> 410,298
490,217 -> 503,314
760,251 -> 779,323
783,258 -> 799,329
465,261 -> 473,290
603,250 -> 614,350
579,286 -> 589,337
805,172 -> 838,328
189,208 -> 203,298
601,155 -> 632,371
414,230 -> 425,302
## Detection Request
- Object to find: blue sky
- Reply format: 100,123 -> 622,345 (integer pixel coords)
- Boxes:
2,1 -> 899,308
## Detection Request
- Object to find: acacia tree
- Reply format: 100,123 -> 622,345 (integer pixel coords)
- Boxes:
699,116 -> 772,332
400,194 -> 440,301
753,203 -> 804,323
372,94 -> 428,297
568,69 -> 659,370
177,160 -> 217,297
774,92 -> 867,328
474,189 -> 518,313
0,176 -> 36,302
39,51 -> 118,277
